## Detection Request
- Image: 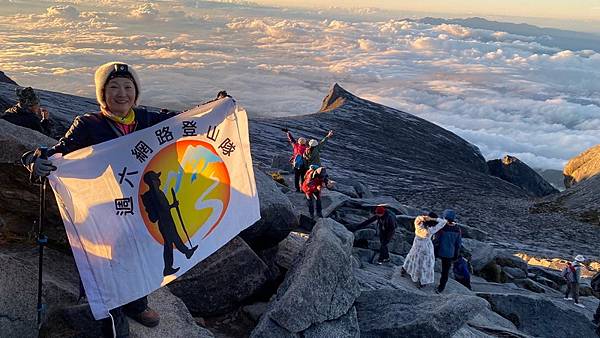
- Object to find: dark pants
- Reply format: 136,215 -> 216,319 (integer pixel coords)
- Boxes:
294,167 -> 306,191
306,191 -> 322,217
438,257 -> 453,292
565,282 -> 580,303
595,303 -> 600,323
101,296 -> 148,338
378,234 -> 392,262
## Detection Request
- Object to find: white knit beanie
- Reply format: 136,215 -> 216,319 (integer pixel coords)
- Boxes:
94,62 -> 141,110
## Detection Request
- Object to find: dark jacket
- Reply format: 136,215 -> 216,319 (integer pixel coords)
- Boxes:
2,104 -> 52,136
358,210 -> 397,241
436,223 -> 462,259
47,107 -> 175,156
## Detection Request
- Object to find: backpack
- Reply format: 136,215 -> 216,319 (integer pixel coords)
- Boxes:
591,272 -> 600,292
562,263 -> 576,282
292,154 -> 304,170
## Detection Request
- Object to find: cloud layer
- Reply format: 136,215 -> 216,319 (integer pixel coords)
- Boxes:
1,1 -> 599,170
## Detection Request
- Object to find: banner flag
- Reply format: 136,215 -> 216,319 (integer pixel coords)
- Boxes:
47,98 -> 260,319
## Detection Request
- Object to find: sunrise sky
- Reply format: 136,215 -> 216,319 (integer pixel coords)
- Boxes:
0,0 -> 599,170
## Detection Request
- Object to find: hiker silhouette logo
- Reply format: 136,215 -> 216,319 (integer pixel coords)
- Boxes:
138,140 -> 231,275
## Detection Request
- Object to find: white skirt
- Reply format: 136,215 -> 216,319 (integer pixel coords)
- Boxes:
402,236 -> 436,285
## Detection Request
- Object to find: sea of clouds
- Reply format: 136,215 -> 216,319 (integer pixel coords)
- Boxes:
1,0 -> 599,170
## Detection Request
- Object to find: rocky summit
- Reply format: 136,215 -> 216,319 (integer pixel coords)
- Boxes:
0,81 -> 599,337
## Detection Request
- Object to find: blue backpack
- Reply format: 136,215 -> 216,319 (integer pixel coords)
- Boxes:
293,154 -> 304,169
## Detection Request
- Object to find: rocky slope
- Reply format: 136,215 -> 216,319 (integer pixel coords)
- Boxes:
1,81 -> 599,337
564,144 -> 600,188
487,155 -> 558,197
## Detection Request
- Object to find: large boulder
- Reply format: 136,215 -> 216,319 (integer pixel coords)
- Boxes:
41,288 -> 214,338
168,237 -> 271,316
355,288 -> 490,337
461,239 -> 496,272
0,120 -> 65,245
251,218 -> 360,337
563,144 -> 600,188
240,169 -> 298,249
487,155 -> 558,197
477,292 -> 598,337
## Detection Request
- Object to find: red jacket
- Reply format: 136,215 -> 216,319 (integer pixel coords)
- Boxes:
302,169 -> 325,195
287,132 -> 307,157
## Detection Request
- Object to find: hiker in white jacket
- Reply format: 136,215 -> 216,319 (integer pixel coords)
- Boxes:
401,213 -> 447,288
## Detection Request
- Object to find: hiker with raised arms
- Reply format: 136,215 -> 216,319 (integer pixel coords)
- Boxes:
400,212 -> 447,288
282,127 -> 308,192
303,130 -> 334,167
21,62 -> 176,337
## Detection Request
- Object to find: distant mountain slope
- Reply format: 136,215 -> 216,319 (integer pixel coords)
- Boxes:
487,155 -> 558,197
419,17 -> 600,52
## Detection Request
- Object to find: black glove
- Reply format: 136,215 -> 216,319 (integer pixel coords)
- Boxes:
281,127 -> 289,133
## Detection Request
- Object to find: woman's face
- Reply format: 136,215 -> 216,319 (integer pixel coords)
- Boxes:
105,77 -> 136,117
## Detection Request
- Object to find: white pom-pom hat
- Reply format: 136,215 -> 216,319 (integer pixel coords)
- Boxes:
94,62 -> 141,110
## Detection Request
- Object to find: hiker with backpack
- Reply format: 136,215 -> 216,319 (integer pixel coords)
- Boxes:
22,62 -> 169,337
301,165 -> 332,219
303,130 -> 334,167
282,128 -> 308,192
355,206 -> 397,265
562,255 -> 586,308
401,212 -> 447,288
434,209 -> 462,293
452,255 -> 472,290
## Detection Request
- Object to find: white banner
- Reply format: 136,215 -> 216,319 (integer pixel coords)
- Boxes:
47,98 -> 260,319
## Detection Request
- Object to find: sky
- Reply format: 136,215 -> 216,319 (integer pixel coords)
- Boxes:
0,0 -> 599,171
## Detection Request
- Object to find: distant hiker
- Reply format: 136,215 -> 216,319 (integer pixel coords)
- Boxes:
303,130 -> 334,167
401,212 -> 447,288
452,255 -> 472,290
435,209 -> 462,293
301,165 -> 330,219
562,255 -> 586,308
592,271 -> 600,325
22,62 -> 173,337
282,128 -> 308,192
356,206 -> 397,264
141,171 -> 198,276
2,86 -> 53,136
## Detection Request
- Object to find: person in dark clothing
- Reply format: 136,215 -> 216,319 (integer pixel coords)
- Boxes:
452,255 -> 472,290
301,165 -> 330,218
356,206 -> 397,264
435,209 -> 462,293
2,86 -> 53,136
141,171 -> 198,276
22,62 -> 171,338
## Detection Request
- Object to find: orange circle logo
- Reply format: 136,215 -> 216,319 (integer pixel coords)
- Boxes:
138,140 -> 230,244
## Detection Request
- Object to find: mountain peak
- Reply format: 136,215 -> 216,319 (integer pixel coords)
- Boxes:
319,83 -> 355,112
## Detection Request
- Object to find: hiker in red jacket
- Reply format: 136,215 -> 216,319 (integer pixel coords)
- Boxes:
282,128 -> 308,192
301,165 -> 330,218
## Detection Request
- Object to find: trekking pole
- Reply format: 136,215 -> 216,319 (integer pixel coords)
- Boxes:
36,176 -> 48,329
171,188 -> 193,248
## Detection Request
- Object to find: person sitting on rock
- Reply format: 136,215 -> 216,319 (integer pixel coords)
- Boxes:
355,206 -> 397,265
2,86 -> 53,137
301,165 -> 331,219
282,128 -> 308,192
562,255 -> 586,308
452,255 -> 472,290
435,209 -> 462,293
401,212 -> 447,288
303,130 -> 334,167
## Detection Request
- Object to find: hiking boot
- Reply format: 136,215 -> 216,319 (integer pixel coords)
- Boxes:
564,297 -> 573,301
382,258 -> 391,263
185,245 -> 198,259
574,303 -> 585,308
127,307 -> 160,328
400,267 -> 407,277
163,266 -> 180,276
435,287 -> 444,294
375,261 -> 383,265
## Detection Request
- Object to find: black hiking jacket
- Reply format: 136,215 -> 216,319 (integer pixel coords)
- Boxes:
357,210 -> 397,241
2,104 -> 52,136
